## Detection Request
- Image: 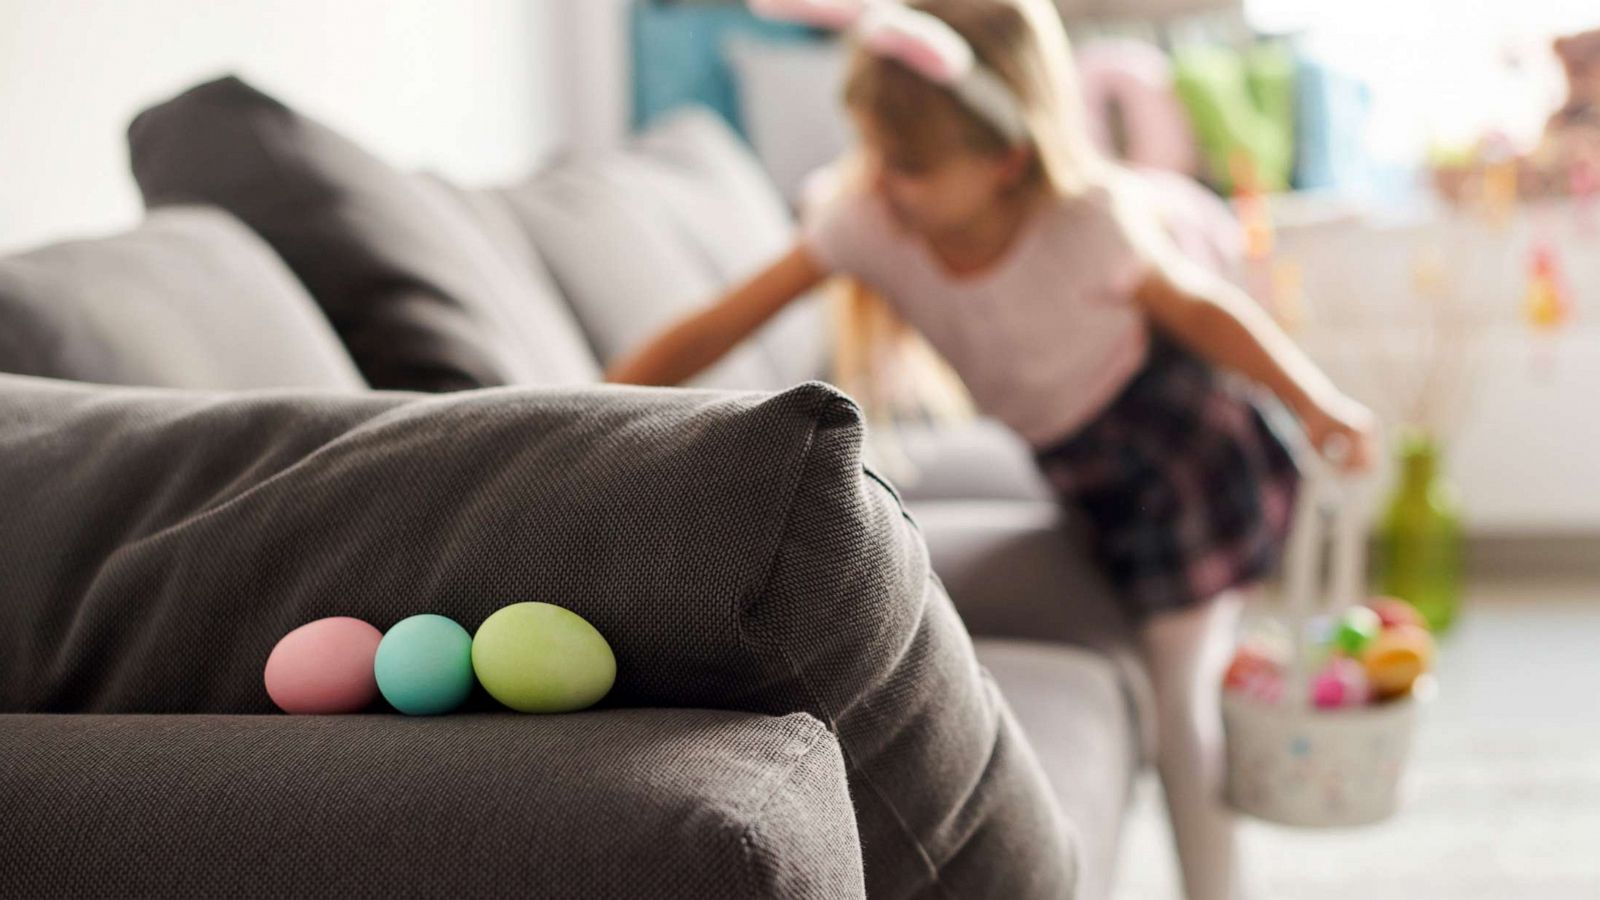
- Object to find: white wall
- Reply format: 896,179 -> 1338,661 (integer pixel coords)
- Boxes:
0,0 -> 574,252
546,0 -> 633,149
1280,203 -> 1600,534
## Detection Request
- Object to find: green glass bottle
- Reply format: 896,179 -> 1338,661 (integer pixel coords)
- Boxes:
1378,428 -> 1463,632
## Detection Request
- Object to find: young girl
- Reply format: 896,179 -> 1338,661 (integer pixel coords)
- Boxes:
607,2 -> 1378,897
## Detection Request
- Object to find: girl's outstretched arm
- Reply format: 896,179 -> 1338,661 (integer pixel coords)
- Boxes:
1133,257 -> 1380,472
604,242 -> 829,387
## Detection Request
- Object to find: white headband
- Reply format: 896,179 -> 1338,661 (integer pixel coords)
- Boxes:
749,0 -> 1031,146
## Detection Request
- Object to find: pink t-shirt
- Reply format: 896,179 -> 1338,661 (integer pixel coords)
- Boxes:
803,171 -> 1155,450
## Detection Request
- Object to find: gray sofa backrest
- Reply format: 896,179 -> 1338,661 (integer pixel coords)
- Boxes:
128,76 -> 600,392
498,108 -> 830,391
120,77 -> 829,397
0,206 -> 365,390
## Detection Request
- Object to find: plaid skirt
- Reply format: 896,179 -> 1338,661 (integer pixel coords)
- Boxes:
1033,332 -> 1302,619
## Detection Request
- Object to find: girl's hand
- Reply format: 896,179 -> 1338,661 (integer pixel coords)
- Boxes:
1299,393 -> 1381,474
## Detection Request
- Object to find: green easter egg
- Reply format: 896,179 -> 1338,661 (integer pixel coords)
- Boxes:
1334,606 -> 1381,656
374,614 -> 475,716
472,603 -> 616,713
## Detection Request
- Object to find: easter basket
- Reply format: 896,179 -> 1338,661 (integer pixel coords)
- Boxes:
1222,452 -> 1436,828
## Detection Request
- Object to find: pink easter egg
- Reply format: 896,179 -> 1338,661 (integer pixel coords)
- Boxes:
264,616 -> 383,714
1224,646 -> 1276,688
1223,646 -> 1286,704
1366,596 -> 1428,632
1311,657 -> 1371,710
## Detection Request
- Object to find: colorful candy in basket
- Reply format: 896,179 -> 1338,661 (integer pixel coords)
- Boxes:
1224,598 -> 1436,710
1220,450 -> 1438,828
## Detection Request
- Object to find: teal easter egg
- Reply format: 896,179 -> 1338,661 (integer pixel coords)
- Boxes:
471,603 -> 616,713
1333,606 -> 1381,656
374,614 -> 475,715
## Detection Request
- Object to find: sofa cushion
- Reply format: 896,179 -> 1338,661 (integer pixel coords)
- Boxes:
420,173 -> 553,291
0,710 -> 862,900
0,374 -> 1078,899
628,108 -> 797,280
975,640 -> 1141,900
500,109 -> 827,390
128,75 -> 599,392
625,109 -> 830,388
499,156 -> 772,389
0,206 -> 363,390
910,500 -> 1156,765
916,500 -> 1156,900
413,173 -> 605,384
890,418 -> 1057,503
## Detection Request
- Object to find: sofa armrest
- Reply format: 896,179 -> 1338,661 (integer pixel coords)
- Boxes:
909,500 -> 1158,766
974,640 -> 1141,900
0,710 -> 860,900
0,375 -> 1079,899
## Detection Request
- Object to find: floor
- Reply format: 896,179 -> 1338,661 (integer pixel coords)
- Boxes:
1114,576 -> 1600,900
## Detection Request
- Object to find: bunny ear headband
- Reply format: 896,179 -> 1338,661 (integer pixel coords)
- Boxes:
749,0 -> 1031,146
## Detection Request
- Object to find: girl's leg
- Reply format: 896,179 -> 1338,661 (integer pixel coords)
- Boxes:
1140,588 -> 1249,900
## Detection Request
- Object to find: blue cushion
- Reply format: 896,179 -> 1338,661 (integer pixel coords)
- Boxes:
1294,53 -> 1372,192
630,1 -> 816,135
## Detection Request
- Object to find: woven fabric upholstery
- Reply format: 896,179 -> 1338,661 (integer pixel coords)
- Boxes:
0,374 -> 1077,899
497,151 -> 779,390
615,108 -> 830,387
127,76 -> 599,392
913,500 -> 1158,766
0,710 -> 862,900
974,639 -> 1141,900
0,206 -> 364,390
495,109 -> 828,391
890,418 -> 1057,504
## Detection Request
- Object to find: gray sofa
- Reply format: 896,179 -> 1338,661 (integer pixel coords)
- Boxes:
0,77 -> 1151,899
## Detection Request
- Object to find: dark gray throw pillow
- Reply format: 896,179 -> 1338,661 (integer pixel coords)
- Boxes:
127,75 -> 599,392
0,206 -> 364,390
0,374 -> 1077,899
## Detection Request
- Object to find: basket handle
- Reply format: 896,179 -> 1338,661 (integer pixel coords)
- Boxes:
1282,436 -> 1371,712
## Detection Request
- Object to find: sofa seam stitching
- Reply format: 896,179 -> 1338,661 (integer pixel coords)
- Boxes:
746,390 -> 953,895
737,716 -> 837,898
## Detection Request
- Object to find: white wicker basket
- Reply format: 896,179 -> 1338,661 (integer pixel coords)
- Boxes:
1222,452 -> 1432,828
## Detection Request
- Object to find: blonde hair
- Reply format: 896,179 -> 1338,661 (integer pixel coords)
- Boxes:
844,0 -> 1103,194
828,0 -> 1106,433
